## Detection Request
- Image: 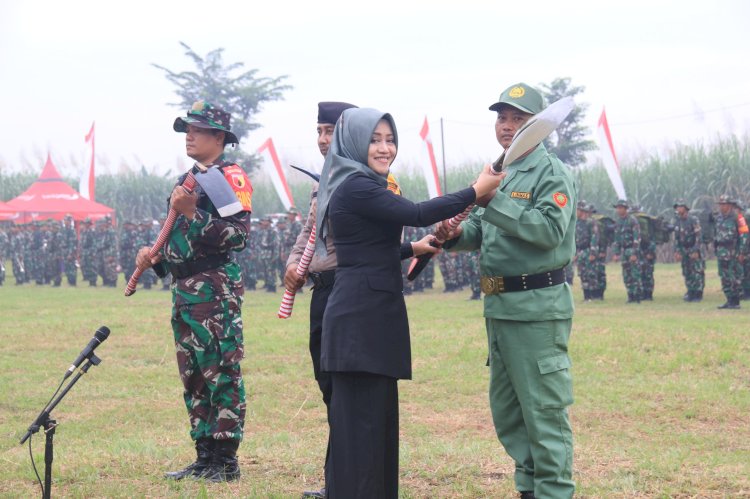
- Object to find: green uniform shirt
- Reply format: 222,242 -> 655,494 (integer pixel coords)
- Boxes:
447,144 -> 577,321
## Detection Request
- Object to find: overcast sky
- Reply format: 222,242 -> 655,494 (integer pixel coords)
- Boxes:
1,0 -> 748,181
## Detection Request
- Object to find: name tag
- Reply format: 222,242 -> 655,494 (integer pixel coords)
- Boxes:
510,191 -> 531,200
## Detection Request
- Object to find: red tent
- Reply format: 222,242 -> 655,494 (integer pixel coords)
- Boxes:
4,154 -> 114,224
0,201 -> 21,222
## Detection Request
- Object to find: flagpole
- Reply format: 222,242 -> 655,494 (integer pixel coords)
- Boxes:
440,117 -> 447,194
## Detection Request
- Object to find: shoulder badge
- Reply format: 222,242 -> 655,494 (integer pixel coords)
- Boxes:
553,192 -> 568,208
222,164 -> 253,211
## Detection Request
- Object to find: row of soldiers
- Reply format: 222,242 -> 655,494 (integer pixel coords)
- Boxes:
0,215 -> 118,287
230,211 -> 482,297
573,195 -> 750,308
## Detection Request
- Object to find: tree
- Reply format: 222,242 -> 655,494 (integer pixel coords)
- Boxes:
539,77 -> 596,167
153,42 -> 292,172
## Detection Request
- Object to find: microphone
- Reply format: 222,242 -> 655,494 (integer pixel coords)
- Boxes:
64,326 -> 110,379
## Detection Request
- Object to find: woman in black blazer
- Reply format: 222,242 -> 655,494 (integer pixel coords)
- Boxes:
315,108 -> 501,498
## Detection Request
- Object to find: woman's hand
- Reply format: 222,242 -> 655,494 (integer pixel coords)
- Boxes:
472,164 -> 505,207
411,234 -> 440,257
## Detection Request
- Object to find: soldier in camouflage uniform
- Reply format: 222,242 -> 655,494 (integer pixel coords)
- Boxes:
136,101 -> 252,482
96,216 -> 119,287
61,215 -> 78,286
631,205 -> 657,301
10,224 -> 27,284
0,224 -> 7,286
137,219 -> 158,289
714,195 -> 747,309
239,221 -> 258,290
79,218 -> 98,286
257,217 -> 278,292
575,201 -> 600,301
120,220 -> 139,283
612,199 -> 642,303
673,199 -> 705,302
46,220 -> 63,286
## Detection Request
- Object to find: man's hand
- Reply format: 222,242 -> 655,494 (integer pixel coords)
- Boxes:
612,255 -> 620,262
170,185 -> 199,220
435,220 -> 462,242
689,251 -> 699,260
411,234 -> 440,257
629,254 -> 638,263
674,252 -> 682,262
589,254 -> 596,262
136,246 -> 162,270
284,263 -> 306,291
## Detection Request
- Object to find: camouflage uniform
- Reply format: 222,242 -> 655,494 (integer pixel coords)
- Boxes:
673,200 -> 704,301
46,222 -> 63,286
612,200 -> 642,302
714,195 -> 746,308
137,220 -> 158,289
79,220 -> 98,285
61,216 -> 78,285
639,237 -> 656,301
257,220 -> 278,292
29,223 -> 45,284
591,207 -> 612,299
10,225 -> 27,284
0,227 -> 7,285
438,250 -> 460,292
120,222 -> 139,283
736,203 -> 750,300
97,217 -> 119,287
575,204 -> 600,299
152,158 -> 252,447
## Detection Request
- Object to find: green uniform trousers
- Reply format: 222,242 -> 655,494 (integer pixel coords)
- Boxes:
486,318 -> 574,498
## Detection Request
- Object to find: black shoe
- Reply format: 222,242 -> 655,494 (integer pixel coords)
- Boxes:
165,438 -> 214,480
642,291 -> 653,301
693,290 -> 703,302
469,290 -> 481,300
717,298 -> 740,309
520,491 -> 536,499
202,439 -> 241,482
741,290 -> 750,300
302,487 -> 326,498
626,293 -> 640,304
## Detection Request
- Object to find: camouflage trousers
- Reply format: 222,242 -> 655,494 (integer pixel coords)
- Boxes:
742,258 -> 750,293
679,255 -> 705,292
640,256 -> 655,295
172,296 -> 246,442
576,251 -> 598,290
64,258 -> 77,285
621,260 -> 642,297
258,258 -> 276,289
596,256 -> 607,291
718,258 -> 742,300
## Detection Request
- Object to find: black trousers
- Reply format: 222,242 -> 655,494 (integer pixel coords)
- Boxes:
310,283 -> 334,474
326,372 -> 399,499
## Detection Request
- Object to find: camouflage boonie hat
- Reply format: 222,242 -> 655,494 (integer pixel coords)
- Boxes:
173,101 -> 239,144
576,200 -> 588,210
587,202 -> 597,213
613,199 -> 629,208
673,199 -> 690,209
488,82 -> 545,114
717,194 -> 735,205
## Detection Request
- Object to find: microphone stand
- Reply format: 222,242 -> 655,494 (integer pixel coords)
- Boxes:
20,354 -> 102,499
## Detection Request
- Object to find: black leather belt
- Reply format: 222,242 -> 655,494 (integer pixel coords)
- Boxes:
309,270 -> 335,289
168,253 -> 230,279
481,268 -> 566,295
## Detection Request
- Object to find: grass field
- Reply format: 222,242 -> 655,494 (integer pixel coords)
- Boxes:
0,261 -> 748,498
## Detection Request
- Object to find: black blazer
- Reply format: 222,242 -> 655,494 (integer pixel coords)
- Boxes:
321,173 -> 475,379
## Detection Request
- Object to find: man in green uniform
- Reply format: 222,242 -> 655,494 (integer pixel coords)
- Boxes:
257,216 -> 278,292
79,218 -> 97,286
631,205 -> 656,301
612,199 -> 642,303
440,82 -> 576,498
714,195 -> 746,309
136,101 -> 252,481
61,215 -> 78,286
673,199 -> 704,302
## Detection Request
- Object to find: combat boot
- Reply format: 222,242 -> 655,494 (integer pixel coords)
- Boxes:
642,291 -> 653,301
742,290 -> 750,300
469,289 -> 481,300
693,290 -> 703,302
203,439 -> 241,482
165,438 -> 214,480
717,296 -> 740,309
626,293 -> 640,304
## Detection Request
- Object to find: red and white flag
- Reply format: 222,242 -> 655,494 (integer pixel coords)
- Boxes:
80,121 -> 96,200
419,117 -> 442,199
596,108 -> 627,200
257,137 -> 295,210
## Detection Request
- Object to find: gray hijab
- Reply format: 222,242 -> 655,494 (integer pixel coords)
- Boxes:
315,107 -> 399,255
